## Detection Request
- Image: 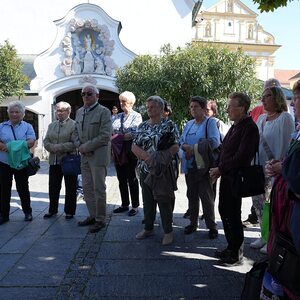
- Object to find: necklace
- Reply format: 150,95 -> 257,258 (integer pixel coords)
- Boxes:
267,112 -> 277,118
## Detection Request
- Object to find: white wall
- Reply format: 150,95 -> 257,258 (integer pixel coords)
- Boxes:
0,0 -> 195,55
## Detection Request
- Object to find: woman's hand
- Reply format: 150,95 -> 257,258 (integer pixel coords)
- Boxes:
0,142 -> 7,152
265,160 -> 282,177
182,144 -> 194,160
209,167 -> 221,180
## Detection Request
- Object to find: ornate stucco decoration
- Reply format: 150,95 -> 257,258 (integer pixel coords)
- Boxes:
61,18 -> 117,77
79,75 -> 97,85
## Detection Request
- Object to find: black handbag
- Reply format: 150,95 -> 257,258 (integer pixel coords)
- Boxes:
61,154 -> 81,176
231,153 -> 265,198
268,233 -> 300,296
27,155 -> 40,176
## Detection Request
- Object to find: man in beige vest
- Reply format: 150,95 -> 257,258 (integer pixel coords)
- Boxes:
74,84 -> 112,233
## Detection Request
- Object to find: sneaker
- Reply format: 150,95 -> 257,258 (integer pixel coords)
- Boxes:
24,213 -> 33,222
136,229 -> 154,240
128,208 -> 138,216
208,229 -> 218,239
260,244 -> 267,254
183,209 -> 190,219
242,217 -> 259,228
89,221 -> 106,233
113,206 -> 129,213
184,225 -> 197,235
162,232 -> 173,245
250,238 -> 266,249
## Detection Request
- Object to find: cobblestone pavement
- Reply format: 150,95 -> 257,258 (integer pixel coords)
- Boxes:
0,161 -> 263,300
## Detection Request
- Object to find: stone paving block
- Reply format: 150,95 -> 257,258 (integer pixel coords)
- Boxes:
0,238 -> 82,286
84,275 -> 212,298
0,287 -> 57,300
0,254 -> 22,280
94,258 -> 203,276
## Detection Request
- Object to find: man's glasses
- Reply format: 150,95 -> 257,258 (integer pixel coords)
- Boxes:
81,92 -> 94,97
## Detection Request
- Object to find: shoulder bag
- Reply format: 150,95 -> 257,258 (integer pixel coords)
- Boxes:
231,153 -> 265,198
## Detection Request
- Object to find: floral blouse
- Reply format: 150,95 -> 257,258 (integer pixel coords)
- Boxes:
134,118 -> 179,173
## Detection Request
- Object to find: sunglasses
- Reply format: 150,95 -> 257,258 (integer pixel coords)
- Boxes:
81,92 -> 94,97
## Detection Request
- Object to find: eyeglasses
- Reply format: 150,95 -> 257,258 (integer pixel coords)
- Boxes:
56,109 -> 68,113
81,92 -> 94,97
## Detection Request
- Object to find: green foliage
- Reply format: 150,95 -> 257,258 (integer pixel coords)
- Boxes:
116,43 -> 261,132
253,0 -> 297,12
0,40 -> 28,103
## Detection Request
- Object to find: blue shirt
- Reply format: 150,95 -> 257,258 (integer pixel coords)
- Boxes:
180,117 -> 220,173
0,120 -> 36,165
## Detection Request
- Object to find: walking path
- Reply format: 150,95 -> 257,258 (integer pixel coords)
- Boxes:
0,161 -> 263,299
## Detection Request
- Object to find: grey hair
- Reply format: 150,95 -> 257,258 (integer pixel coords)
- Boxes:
146,95 -> 164,112
264,78 -> 281,89
7,101 -> 26,116
81,84 -> 99,94
56,101 -> 71,112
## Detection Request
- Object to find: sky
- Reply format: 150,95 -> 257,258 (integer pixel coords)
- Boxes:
202,0 -> 300,70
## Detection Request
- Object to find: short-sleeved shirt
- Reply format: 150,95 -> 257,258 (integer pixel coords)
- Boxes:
0,120 -> 36,165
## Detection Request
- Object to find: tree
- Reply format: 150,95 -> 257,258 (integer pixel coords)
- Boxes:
253,0 -> 298,12
116,43 -> 261,131
0,40 -> 28,103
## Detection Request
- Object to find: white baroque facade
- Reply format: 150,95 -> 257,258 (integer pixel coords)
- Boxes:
193,0 -> 280,80
0,1 -> 195,157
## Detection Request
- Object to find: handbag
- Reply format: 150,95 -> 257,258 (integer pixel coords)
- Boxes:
241,258 -> 268,300
261,202 -> 270,242
61,154 -> 81,176
27,155 -> 40,176
231,153 -> 265,198
268,233 -> 300,296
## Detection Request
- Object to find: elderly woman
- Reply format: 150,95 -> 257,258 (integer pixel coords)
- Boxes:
43,101 -> 77,219
0,101 -> 36,224
111,91 -> 142,216
210,92 -> 259,266
132,96 -> 179,245
250,86 -> 294,253
180,96 -> 220,239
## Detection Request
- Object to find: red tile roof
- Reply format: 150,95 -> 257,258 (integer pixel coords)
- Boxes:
274,69 -> 300,86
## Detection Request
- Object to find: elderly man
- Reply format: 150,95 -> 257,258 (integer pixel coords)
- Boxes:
74,84 -> 112,233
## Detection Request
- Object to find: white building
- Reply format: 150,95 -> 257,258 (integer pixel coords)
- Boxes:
0,0 -> 196,156
193,0 -> 280,80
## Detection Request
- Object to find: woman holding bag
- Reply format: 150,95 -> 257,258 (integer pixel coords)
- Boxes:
0,101 -> 36,224
250,86 -> 294,254
43,101 -> 77,219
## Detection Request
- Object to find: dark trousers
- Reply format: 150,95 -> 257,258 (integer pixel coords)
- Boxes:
185,172 -> 217,230
140,171 -> 173,234
0,161 -> 31,219
219,174 -> 244,256
115,156 -> 139,208
48,165 -> 77,215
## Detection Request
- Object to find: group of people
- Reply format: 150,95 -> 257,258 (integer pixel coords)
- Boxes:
1,80 -> 299,295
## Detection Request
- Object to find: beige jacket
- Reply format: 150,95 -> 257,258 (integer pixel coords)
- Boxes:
44,118 -> 76,165
74,103 -> 112,166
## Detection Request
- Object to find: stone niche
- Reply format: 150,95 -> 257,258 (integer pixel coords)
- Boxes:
61,18 -> 117,77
